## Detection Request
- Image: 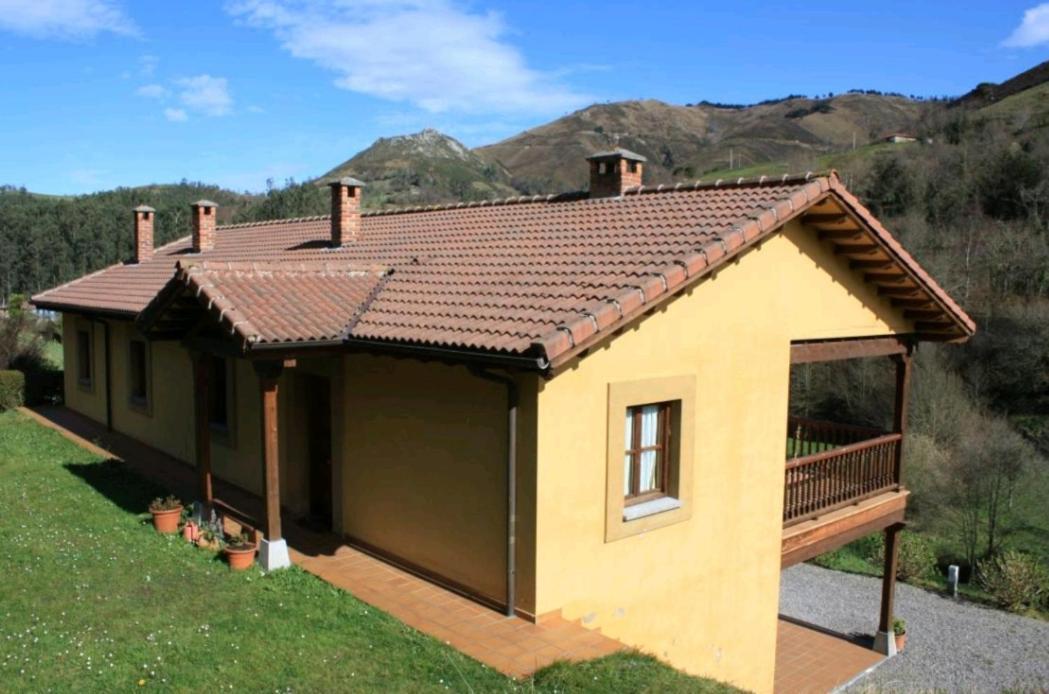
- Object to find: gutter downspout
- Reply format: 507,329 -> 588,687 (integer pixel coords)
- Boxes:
470,366 -> 518,618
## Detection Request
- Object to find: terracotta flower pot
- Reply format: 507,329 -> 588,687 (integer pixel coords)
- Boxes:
895,633 -> 907,652
182,521 -> 201,543
225,544 -> 257,571
151,506 -> 183,534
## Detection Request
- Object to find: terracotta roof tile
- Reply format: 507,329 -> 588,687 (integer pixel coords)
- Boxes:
33,173 -> 975,367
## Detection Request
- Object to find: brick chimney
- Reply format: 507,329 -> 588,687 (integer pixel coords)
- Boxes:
132,205 -> 155,263
191,200 -> 218,253
587,149 -> 646,198
329,177 -> 365,247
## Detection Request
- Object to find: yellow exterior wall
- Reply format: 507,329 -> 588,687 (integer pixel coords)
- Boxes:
60,317 -> 315,512
62,314 -> 108,424
338,354 -> 538,613
533,220 -> 912,694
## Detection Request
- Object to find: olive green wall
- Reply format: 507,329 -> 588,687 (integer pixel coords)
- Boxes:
337,354 -> 538,613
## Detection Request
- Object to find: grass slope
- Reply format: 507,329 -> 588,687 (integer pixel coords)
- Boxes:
0,411 -> 737,692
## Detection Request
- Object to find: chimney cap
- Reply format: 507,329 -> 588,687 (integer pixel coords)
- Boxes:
191,199 -> 219,208
329,176 -> 366,188
586,148 -> 647,163
133,204 -> 156,213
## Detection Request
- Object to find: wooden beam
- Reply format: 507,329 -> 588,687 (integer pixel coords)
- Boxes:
835,244 -> 880,255
878,286 -> 923,297
781,493 -> 907,568
864,272 -> 909,284
256,360 -> 283,541
850,259 -> 896,270
891,297 -> 936,308
915,320 -> 956,332
790,336 -> 910,364
802,213 -> 850,226
879,523 -> 905,633
892,351 -> 912,486
818,229 -> 864,242
903,309 -> 944,321
192,352 -> 213,508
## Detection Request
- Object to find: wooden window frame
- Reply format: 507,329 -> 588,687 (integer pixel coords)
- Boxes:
606,375 -> 695,542
127,337 -> 152,414
76,326 -> 93,392
623,401 -> 673,506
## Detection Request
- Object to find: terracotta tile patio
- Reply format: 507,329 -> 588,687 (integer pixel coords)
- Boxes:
774,617 -> 884,693
21,406 -> 623,679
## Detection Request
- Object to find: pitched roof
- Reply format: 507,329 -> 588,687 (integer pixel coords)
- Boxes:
138,261 -> 389,347
32,172 -> 975,369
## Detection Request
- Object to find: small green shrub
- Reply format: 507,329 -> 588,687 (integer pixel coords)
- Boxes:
979,551 -> 1049,612
892,617 -> 906,636
0,370 -> 25,411
869,531 -> 937,581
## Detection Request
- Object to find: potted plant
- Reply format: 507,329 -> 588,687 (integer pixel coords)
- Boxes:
892,618 -> 907,652
182,514 -> 201,543
148,495 -> 183,534
196,519 -> 224,551
223,531 -> 257,571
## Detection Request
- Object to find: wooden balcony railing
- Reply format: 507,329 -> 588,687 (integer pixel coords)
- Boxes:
783,417 -> 901,525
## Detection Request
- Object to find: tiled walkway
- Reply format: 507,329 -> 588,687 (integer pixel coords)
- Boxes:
774,617 -> 883,693
20,406 -> 622,679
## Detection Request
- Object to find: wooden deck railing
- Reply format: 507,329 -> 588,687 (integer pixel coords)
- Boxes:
783,417 -> 901,525
787,415 -> 885,458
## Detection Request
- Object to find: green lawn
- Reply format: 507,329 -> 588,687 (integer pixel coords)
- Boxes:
0,411 -> 737,692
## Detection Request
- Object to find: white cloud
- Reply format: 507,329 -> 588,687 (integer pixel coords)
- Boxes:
0,0 -> 138,39
175,74 -> 233,116
139,53 -> 158,76
164,108 -> 188,122
136,83 -> 169,99
1004,3 -> 1049,47
226,0 -> 588,115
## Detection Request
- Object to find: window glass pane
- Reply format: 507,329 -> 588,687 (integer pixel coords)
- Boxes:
624,409 -> 633,495
77,330 -> 91,383
639,450 -> 658,492
639,405 -> 659,446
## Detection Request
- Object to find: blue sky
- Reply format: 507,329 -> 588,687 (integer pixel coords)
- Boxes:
0,1 -> 1047,195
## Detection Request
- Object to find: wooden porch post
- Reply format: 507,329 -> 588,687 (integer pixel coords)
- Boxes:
891,350 -> 912,487
878,522 -> 904,637
192,352 -> 213,509
255,361 -> 284,543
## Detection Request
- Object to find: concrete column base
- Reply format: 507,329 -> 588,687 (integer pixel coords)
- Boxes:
259,538 -> 292,571
873,630 -> 898,656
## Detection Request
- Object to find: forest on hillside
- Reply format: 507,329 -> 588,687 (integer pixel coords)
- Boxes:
790,106 -> 1049,606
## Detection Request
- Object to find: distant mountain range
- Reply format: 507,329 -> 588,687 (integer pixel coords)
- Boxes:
9,60 -> 1049,212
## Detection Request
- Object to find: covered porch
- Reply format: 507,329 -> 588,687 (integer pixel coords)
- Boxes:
780,334 -> 914,657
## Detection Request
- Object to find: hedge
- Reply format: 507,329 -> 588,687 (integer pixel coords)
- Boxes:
0,370 -> 25,411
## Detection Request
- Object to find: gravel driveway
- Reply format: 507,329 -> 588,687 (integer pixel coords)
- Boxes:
780,563 -> 1049,693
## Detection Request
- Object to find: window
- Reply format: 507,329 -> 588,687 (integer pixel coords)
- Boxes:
208,355 -> 232,432
606,375 -> 695,542
623,402 -> 672,504
128,339 -> 150,411
628,161 -> 639,173
76,328 -> 92,389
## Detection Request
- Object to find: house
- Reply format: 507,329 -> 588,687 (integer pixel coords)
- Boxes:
883,133 -> 918,144
31,150 -> 974,693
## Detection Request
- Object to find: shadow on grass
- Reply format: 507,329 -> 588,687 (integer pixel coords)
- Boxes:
63,458 -> 165,517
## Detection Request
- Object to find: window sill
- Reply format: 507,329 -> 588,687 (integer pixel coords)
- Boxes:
623,496 -> 682,522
